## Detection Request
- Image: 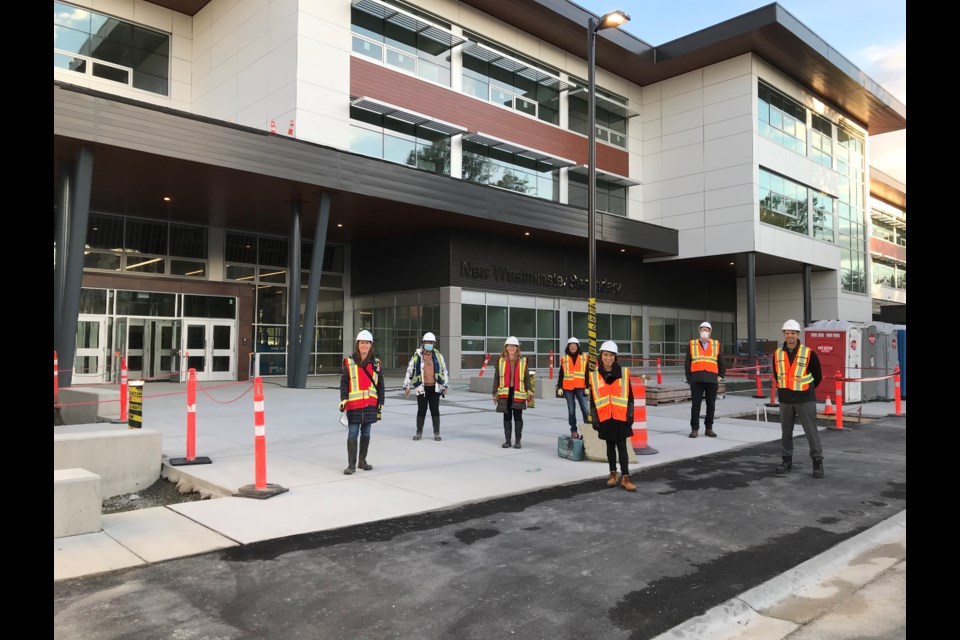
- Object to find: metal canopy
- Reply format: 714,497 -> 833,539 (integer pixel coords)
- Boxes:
462,42 -> 573,92
353,0 -> 466,49
351,97 -> 468,136
568,164 -> 641,187
463,132 -> 576,168
568,88 -> 639,119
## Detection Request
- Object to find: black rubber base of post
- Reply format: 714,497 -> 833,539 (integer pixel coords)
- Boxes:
169,456 -> 212,466
635,446 -> 659,455
234,483 -> 289,499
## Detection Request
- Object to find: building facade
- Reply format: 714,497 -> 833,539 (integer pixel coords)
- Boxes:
53,0 -> 906,385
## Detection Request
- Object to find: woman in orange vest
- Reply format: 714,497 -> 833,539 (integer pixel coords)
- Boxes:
589,341 -> 637,492
339,329 -> 385,475
492,336 -> 533,449
556,337 -> 589,439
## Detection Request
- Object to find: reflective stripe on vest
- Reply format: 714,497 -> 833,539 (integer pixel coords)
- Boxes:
589,367 -> 631,422
410,351 -> 447,388
561,354 -> 587,390
496,357 -> 528,401
774,345 -> 814,391
345,357 -> 379,410
689,339 -> 720,374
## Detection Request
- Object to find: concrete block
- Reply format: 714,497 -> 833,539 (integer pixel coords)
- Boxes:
54,428 -> 162,498
580,423 -> 638,463
54,468 -> 101,538
58,387 -> 121,424
469,376 -> 494,393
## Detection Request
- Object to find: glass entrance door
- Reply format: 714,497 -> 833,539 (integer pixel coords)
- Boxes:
74,315 -> 107,384
118,319 -> 181,381
183,320 -> 235,381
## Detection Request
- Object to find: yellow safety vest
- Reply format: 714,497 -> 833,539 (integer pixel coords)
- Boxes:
496,357 -> 528,402
774,345 -> 814,391
344,357 -> 380,410
689,339 -> 720,373
589,367 -> 631,422
561,354 -> 587,390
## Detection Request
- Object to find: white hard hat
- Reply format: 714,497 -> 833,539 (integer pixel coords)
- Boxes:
567,337 -> 580,345
599,340 -> 618,354
699,321 -> 712,330
356,329 -> 374,342
781,319 -> 802,332
422,332 -> 436,342
504,336 -> 520,346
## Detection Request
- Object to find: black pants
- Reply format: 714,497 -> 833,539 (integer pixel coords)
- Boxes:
607,439 -> 630,475
416,385 -> 441,418
690,381 -> 718,429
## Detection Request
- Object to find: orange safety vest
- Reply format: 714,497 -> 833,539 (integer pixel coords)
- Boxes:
344,357 -> 380,410
561,354 -> 587,390
774,345 -> 814,391
689,339 -> 720,374
589,367 -> 631,422
496,357 -> 528,402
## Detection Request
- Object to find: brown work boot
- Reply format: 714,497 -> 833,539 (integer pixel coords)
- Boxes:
606,470 -> 620,487
620,474 -> 637,492
688,430 -> 699,438
704,428 -> 717,437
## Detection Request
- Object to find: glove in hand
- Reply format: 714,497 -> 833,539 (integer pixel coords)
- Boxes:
338,400 -> 347,412
556,388 -> 563,398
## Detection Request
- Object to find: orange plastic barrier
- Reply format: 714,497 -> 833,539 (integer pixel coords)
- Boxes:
630,378 -> 658,455
170,368 -> 212,466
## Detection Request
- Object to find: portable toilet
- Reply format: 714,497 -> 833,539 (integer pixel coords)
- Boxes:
894,325 -> 906,398
803,320 -> 862,403
860,322 -> 900,400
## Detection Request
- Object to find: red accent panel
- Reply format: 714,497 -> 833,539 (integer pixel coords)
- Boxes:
869,237 -> 906,263
350,57 -> 629,176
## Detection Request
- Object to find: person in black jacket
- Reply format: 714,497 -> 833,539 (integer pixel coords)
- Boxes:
773,319 -> 824,478
589,341 -> 637,492
684,321 -> 727,438
339,330 -> 384,475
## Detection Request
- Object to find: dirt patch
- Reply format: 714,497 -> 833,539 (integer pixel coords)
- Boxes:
730,409 -> 874,428
102,477 -> 206,515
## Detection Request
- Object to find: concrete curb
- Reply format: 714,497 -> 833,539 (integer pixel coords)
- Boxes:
651,510 -> 907,640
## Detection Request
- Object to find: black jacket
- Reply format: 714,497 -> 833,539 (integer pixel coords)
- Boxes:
589,362 -> 635,442
340,356 -> 385,425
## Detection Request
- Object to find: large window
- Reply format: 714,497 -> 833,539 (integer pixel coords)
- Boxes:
758,81 -> 806,156
350,0 -> 456,85
568,172 -> 627,216
53,1 -> 170,96
568,92 -> 630,149
349,106 -> 451,175
837,126 -> 867,294
810,113 -> 834,168
461,46 -> 561,125
872,259 -> 906,290
759,169 -> 809,235
84,213 -> 207,277
462,140 -> 559,201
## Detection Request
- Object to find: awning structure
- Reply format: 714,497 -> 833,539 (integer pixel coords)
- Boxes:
870,208 -> 906,229
463,132 -> 576,168
352,0 -> 466,49
462,42 -> 573,92
568,164 -> 641,187
351,97 -> 468,136
568,88 -> 639,119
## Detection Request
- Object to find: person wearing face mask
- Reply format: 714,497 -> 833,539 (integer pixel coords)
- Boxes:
589,341 -> 636,492
684,321 -> 726,438
402,332 -> 449,441
492,336 -> 534,449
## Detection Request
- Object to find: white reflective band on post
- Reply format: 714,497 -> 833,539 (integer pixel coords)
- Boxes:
255,425 -> 265,436
636,399 -> 646,408
254,400 -> 265,413
187,404 -> 196,413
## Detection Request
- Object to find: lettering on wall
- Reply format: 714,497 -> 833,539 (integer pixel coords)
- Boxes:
459,261 -> 622,294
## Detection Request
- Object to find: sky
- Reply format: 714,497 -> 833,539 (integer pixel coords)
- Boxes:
574,0 -> 907,184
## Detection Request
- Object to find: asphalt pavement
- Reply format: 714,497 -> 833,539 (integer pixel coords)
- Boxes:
53,373 -> 906,639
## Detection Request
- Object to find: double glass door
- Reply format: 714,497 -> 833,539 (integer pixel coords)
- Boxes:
183,320 -> 235,381
116,318 -> 179,382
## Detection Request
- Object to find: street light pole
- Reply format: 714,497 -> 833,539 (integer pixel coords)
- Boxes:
586,10 -> 630,374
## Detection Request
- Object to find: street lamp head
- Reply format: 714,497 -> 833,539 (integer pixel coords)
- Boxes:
598,10 -> 630,30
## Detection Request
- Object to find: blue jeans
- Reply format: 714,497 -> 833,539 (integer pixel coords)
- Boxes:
563,388 -> 589,431
347,422 -> 372,439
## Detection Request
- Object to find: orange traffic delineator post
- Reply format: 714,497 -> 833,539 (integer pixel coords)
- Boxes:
891,366 -> 904,417
753,359 -> 765,398
478,353 -> 491,377
831,371 -> 844,430
631,378 -> 658,455
170,368 -> 212,466
656,358 -> 662,384
549,350 -> 554,379
119,358 -> 129,422
765,373 -> 778,407
270,119 -> 276,134
287,119 -> 295,135
236,376 -> 287,498
53,350 -> 59,404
